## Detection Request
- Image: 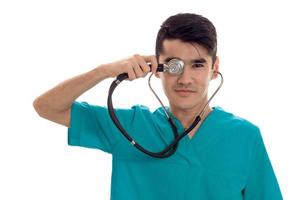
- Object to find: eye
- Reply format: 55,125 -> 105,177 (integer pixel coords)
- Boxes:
192,63 -> 204,68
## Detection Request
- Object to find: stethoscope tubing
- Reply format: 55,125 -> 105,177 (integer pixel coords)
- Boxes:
107,71 -> 223,158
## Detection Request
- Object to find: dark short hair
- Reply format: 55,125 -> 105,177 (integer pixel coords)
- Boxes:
155,13 -> 217,64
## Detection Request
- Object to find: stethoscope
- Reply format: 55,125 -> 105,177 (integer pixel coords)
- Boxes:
107,58 -> 224,159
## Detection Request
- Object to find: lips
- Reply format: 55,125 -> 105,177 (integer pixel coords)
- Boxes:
175,90 -> 195,93
174,89 -> 196,97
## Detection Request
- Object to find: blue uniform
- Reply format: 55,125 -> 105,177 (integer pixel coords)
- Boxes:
68,101 -> 283,200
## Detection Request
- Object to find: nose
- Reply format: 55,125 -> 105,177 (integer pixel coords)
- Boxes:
177,66 -> 193,85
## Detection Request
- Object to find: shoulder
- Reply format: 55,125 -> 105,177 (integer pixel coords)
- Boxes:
212,106 -> 261,141
74,101 -> 151,113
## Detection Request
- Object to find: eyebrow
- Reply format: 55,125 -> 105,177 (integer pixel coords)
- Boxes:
163,57 -> 207,64
192,58 -> 207,63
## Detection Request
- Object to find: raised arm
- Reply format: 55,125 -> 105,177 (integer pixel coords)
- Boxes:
32,54 -> 158,127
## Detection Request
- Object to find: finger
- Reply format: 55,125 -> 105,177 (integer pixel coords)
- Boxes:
127,66 -> 136,81
143,55 -> 158,73
135,55 -> 151,75
131,59 -> 144,78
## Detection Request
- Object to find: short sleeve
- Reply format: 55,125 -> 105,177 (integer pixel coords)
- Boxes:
243,130 -> 283,199
67,101 -> 135,154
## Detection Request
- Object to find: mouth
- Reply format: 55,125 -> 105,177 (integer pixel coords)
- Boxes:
174,89 -> 196,97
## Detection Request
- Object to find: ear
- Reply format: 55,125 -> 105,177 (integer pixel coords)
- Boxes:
211,56 -> 220,80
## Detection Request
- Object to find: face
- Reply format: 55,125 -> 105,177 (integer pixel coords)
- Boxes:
156,39 -> 219,112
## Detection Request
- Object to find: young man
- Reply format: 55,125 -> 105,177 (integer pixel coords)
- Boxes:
33,13 -> 283,199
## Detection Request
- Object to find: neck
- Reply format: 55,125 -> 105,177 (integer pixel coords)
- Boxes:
170,102 -> 212,129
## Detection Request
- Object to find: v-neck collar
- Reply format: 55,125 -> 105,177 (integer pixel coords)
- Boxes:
186,108 -> 216,141
153,106 -> 221,143
171,107 -> 218,142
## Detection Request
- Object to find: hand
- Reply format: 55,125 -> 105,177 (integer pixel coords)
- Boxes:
101,54 -> 158,80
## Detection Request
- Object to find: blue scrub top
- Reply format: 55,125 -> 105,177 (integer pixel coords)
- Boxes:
68,101 -> 283,200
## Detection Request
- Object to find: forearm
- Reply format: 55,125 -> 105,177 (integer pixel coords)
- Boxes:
33,64 -> 109,115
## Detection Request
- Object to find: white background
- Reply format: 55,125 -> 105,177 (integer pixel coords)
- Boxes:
1,0 -> 299,199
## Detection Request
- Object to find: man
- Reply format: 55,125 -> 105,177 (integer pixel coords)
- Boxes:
33,13 -> 283,199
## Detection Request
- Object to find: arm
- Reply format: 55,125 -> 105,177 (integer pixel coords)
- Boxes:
243,132 -> 283,199
33,65 -> 109,127
32,55 -> 158,127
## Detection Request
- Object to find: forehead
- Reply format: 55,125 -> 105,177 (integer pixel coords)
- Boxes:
159,39 -> 211,62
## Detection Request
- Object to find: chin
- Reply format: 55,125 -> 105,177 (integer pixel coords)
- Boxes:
170,101 -> 197,111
